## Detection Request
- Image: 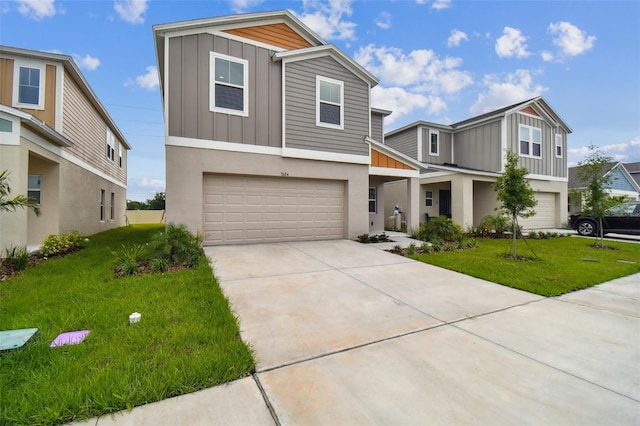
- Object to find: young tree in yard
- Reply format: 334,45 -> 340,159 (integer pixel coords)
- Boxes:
574,145 -> 626,248
0,170 -> 40,216
494,150 -> 537,257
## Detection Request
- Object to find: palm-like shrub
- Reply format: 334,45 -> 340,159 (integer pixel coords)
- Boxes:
415,216 -> 462,242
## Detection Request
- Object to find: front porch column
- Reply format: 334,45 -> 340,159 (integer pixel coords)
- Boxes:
451,175 -> 473,230
406,177 -> 419,231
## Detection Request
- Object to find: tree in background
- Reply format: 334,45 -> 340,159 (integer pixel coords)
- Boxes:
573,145 -> 626,248
0,170 -> 40,216
494,150 -> 537,257
127,192 -> 165,210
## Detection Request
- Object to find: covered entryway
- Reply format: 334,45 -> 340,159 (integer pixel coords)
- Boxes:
203,174 -> 344,245
519,192 -> 556,229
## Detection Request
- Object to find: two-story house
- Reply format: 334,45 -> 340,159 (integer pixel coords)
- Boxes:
0,46 -> 130,252
384,97 -> 572,230
153,10 -> 424,245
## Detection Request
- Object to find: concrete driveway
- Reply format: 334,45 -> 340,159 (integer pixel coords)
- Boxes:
87,239 -> 640,425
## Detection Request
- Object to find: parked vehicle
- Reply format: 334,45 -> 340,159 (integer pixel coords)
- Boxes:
569,201 -> 640,236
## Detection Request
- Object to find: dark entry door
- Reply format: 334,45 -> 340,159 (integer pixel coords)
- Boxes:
439,189 -> 451,218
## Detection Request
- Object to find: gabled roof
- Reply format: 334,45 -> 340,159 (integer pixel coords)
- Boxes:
273,45 -> 379,86
569,161 -> 640,192
385,96 -> 572,138
0,45 -> 130,149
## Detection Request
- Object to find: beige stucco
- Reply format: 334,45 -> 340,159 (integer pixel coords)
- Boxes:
126,210 -> 166,225
166,145 -> 370,242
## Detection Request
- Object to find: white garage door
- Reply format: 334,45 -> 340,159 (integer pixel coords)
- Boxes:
519,192 -> 556,229
203,174 -> 344,245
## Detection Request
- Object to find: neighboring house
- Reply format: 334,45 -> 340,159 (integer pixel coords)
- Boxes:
153,10 -> 423,245
568,161 -> 640,214
384,97 -> 572,230
623,162 -> 640,189
0,46 -> 130,253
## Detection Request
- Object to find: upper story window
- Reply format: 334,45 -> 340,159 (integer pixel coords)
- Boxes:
14,64 -> 44,109
519,124 -> 541,158
119,143 -> 123,168
555,134 -> 563,158
209,52 -> 248,117
106,128 -> 116,162
429,130 -> 439,156
316,76 -> 344,130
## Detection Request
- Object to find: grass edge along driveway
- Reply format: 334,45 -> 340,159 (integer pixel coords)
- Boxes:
0,224 -> 255,426
411,236 -> 640,297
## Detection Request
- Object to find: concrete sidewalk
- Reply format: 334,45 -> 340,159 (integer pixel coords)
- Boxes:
77,240 -> 640,425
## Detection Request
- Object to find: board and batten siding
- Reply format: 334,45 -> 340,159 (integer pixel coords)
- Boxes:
421,127 -> 452,164
453,120 -> 502,172
284,56 -> 370,156
385,127 -> 417,159
167,33 -> 282,147
371,112 -> 384,142
506,113 -> 566,178
62,72 -> 126,184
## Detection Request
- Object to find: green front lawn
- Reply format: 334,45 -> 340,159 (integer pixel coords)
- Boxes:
411,237 -> 640,296
0,225 -> 254,426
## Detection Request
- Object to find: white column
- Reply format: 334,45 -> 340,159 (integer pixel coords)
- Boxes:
451,175 -> 474,229
406,177 -> 420,231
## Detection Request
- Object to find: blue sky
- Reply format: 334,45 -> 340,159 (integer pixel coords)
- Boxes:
2,0 -> 639,201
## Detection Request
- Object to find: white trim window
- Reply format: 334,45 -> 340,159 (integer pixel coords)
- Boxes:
555,133 -> 563,158
519,124 -> 542,158
369,187 -> 377,213
110,192 -> 115,221
28,175 -> 41,205
316,76 -> 344,130
425,190 -> 433,207
14,64 -> 44,109
429,130 -> 439,156
209,52 -> 249,117
100,189 -> 105,221
106,128 -> 116,162
119,143 -> 123,167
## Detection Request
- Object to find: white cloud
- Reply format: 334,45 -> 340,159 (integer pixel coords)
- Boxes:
375,11 -> 391,30
130,66 -> 159,90
432,0 -> 451,10
114,0 -> 147,25
495,27 -> 531,58
354,44 -> 472,94
297,0 -> 356,41
568,138 -> 640,164
541,51 -> 554,62
447,29 -> 468,47
16,0 -> 55,20
371,86 -> 447,125
73,54 -> 100,71
470,69 -> 546,115
548,21 -> 596,57
228,0 -> 264,13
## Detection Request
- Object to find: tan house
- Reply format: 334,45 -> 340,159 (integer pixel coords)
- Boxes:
153,10 -> 422,245
0,46 -> 130,252
384,97 -> 572,230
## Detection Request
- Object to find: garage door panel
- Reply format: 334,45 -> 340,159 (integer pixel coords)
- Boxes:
519,192 -> 556,229
204,174 -> 345,244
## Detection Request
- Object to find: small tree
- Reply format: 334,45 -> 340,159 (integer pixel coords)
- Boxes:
494,150 -> 537,257
573,145 -> 626,248
0,170 -> 40,216
147,192 -> 166,210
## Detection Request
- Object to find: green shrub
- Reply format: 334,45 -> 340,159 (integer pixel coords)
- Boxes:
431,239 -> 442,252
415,216 -> 462,242
148,223 -> 205,268
528,231 -> 538,239
421,242 -> 431,253
150,257 -> 169,273
357,233 -> 370,243
407,242 -> 416,255
477,214 -> 511,238
113,243 -> 149,276
369,235 -> 379,243
392,244 -> 402,254
378,232 -> 389,242
2,245 -> 29,271
40,234 -> 66,257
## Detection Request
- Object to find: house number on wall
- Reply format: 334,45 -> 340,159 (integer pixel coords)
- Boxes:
281,172 -> 289,177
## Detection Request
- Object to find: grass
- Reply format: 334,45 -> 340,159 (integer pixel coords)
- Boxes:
411,236 -> 640,296
0,225 -> 255,426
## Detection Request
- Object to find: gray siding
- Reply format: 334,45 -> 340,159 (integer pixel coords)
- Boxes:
453,120 -> 502,172
385,127 -> 417,159
371,112 -> 384,142
421,127 -> 452,164
284,56 -> 370,156
168,33 -> 282,147
507,113 -> 566,177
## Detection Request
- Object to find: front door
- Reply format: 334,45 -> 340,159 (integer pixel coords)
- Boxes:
439,189 -> 451,218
